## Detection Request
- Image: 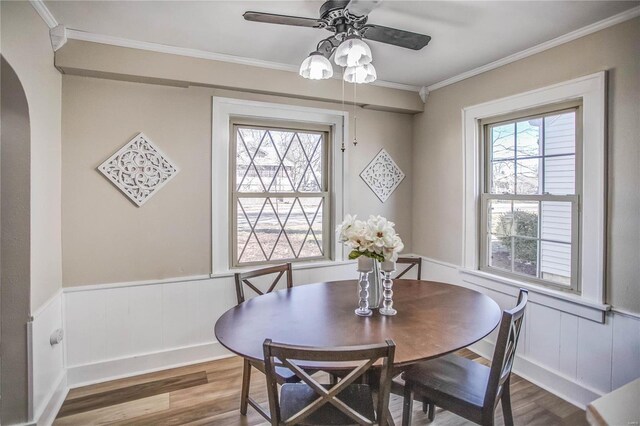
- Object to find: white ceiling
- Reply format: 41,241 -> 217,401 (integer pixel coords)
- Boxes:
45,1 -> 638,87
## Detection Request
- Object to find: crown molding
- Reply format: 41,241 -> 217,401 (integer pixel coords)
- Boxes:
65,29 -> 298,72
29,0 -> 58,29
31,0 -> 639,95
29,0 -> 419,92
418,86 -> 429,103
49,25 -> 68,51
371,79 -> 420,92
427,5 -> 640,92
64,29 -> 421,93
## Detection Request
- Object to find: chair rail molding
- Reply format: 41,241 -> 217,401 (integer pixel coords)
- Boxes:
416,255 -> 640,409
34,258 -> 640,416
62,260 -> 358,388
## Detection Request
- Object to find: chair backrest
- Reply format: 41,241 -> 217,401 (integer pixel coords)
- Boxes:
234,263 -> 293,305
395,257 -> 422,280
263,339 -> 396,426
484,289 -> 528,409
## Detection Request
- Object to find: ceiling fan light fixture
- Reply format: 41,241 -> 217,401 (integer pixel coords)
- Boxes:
299,52 -> 334,80
334,36 -> 372,67
344,63 -> 377,84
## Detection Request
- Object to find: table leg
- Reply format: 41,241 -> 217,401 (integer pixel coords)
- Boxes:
365,367 -> 406,425
402,384 -> 414,426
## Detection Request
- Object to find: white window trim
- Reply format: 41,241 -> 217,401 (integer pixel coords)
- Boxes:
462,72 -> 608,316
212,97 -> 348,274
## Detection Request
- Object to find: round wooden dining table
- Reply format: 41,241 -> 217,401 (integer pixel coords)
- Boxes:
215,279 -> 501,369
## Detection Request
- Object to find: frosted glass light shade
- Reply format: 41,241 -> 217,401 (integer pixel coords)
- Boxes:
343,63 -> 377,84
299,53 -> 334,80
334,37 -> 372,67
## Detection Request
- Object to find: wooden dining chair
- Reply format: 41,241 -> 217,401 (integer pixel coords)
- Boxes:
401,289 -> 528,426
234,262 -> 293,304
263,339 -> 396,426
395,257 -> 422,280
234,263 -> 297,420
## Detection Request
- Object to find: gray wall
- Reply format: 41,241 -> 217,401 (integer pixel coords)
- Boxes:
1,56 -> 32,426
61,76 -> 414,286
1,2 -> 63,423
411,18 -> 640,313
1,0 -> 63,312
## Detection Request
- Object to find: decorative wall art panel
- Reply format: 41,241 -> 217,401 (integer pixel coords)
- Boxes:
98,132 -> 179,207
360,149 -> 405,202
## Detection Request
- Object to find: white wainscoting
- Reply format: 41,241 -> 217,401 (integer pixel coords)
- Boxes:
60,257 -> 640,411
419,256 -> 640,409
64,261 -> 358,388
30,289 -> 67,425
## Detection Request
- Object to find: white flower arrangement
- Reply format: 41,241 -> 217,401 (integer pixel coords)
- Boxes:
336,214 -> 404,262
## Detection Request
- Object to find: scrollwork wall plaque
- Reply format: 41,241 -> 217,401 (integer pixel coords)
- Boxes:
360,148 -> 405,202
98,132 -> 179,206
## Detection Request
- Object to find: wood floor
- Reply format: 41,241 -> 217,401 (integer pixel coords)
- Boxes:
54,349 -> 587,425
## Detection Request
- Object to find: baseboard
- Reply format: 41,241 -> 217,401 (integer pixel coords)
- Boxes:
57,257 -> 635,417
469,339 -> 602,410
35,372 -> 68,426
67,341 -> 233,388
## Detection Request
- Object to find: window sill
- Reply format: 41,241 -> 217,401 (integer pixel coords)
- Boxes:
210,259 -> 355,279
458,268 -> 609,323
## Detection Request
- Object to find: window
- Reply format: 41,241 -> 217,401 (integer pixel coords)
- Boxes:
212,98 -> 346,274
462,73 -> 606,317
231,122 -> 330,266
480,104 -> 582,291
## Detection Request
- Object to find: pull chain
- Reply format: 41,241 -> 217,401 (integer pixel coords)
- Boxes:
353,82 -> 358,146
341,75 -> 346,153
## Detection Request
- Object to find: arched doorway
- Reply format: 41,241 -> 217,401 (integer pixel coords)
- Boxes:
1,55 -> 32,425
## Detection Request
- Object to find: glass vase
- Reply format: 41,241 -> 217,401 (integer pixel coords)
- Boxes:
379,261 -> 397,316
368,260 -> 383,309
355,257 -> 373,316
354,257 -> 382,313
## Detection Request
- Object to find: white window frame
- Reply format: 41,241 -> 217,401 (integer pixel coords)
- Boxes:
461,72 -> 607,319
212,97 -> 348,274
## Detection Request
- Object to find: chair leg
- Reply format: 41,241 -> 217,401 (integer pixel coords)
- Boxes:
427,402 -> 435,422
402,385 -> 414,426
421,398 -> 435,422
501,379 -> 514,426
240,359 -> 251,415
329,373 -> 338,385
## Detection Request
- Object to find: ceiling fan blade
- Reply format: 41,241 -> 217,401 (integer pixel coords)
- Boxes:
345,0 -> 382,17
243,11 -> 324,28
361,24 -> 431,50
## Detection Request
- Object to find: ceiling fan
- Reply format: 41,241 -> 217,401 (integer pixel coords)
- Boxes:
243,0 -> 431,83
